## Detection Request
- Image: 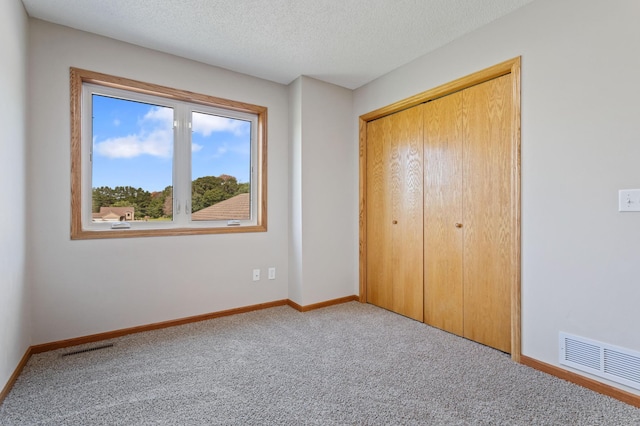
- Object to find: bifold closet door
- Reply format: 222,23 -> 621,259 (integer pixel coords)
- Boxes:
423,74 -> 513,353
366,105 -> 424,321
462,74 -> 513,353
424,91 -> 464,336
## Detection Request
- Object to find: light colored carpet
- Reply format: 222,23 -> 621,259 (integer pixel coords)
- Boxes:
1,302 -> 639,425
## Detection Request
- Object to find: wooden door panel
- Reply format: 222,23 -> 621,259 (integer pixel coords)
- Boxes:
390,105 -> 424,321
423,92 -> 464,335
462,74 -> 513,352
366,117 -> 393,311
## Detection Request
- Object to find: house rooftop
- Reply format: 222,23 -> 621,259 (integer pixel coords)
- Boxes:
191,193 -> 250,221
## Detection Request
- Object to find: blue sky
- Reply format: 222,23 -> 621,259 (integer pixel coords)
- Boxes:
92,95 -> 251,193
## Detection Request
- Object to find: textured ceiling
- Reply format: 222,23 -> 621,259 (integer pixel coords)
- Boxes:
21,0 -> 535,89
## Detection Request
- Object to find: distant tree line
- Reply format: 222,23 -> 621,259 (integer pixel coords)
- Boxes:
92,174 -> 249,219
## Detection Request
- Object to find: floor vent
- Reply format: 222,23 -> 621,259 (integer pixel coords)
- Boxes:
559,332 -> 640,390
62,343 -> 114,357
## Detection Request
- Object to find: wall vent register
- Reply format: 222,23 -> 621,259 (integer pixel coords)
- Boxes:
560,332 -> 640,391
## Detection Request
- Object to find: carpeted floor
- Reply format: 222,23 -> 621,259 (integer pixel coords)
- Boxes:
1,302 -> 639,425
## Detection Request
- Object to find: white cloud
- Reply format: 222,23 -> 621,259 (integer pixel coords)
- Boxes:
93,106 -> 249,160
192,112 -> 248,137
94,106 -> 174,159
94,129 -> 173,159
144,106 -> 173,124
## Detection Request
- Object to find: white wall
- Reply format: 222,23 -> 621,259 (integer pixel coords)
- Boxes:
354,0 -> 640,394
289,76 -> 357,305
27,20 -> 290,344
0,0 -> 30,391
288,78 -> 304,303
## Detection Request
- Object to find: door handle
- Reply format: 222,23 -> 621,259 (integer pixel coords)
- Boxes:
455,223 -> 463,228
392,220 -> 398,224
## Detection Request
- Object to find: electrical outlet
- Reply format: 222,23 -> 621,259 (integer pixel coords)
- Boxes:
268,267 -> 276,280
252,269 -> 260,281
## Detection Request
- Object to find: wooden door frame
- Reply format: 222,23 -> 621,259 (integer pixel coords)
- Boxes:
359,57 -> 522,361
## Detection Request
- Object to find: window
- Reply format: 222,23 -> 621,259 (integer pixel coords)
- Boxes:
70,68 -> 267,239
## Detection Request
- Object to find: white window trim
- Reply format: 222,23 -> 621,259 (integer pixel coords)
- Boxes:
70,67 -> 267,239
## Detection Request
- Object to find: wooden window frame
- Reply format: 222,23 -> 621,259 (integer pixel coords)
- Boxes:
70,67 -> 268,240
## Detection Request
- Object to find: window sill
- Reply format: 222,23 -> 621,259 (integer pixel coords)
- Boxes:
70,224 -> 267,240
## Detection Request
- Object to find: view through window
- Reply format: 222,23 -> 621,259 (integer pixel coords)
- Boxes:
91,97 -> 252,224
70,68 -> 267,239
91,95 -> 175,223
190,111 -> 251,222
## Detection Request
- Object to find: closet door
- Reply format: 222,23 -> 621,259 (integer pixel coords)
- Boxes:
366,115 -> 393,312
462,74 -> 513,353
390,105 -> 424,321
366,105 -> 424,321
423,91 -> 464,336
423,74 -> 514,353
